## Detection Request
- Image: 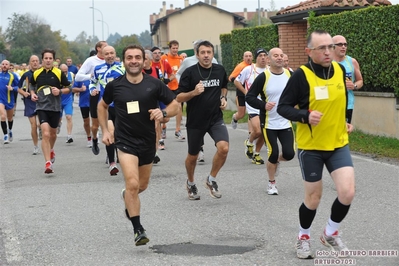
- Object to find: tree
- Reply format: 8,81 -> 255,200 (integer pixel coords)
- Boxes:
247,14 -> 272,27
269,0 -> 278,12
138,30 -> 152,48
114,34 -> 140,57
107,32 -> 122,46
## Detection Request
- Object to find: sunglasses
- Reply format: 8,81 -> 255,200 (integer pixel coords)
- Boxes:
335,43 -> 348,47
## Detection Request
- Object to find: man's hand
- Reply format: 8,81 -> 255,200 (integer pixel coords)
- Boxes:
148,108 -> 163,122
345,79 -> 355,90
31,94 -> 38,101
102,130 -> 114,146
308,110 -> 323,125
6,85 -> 13,91
220,97 -> 227,110
91,89 -> 99,96
346,123 -> 354,134
51,87 -> 61,96
193,81 -> 205,96
265,101 -> 276,111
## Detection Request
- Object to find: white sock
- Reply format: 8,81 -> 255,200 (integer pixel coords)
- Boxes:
299,226 -> 311,238
187,180 -> 195,186
208,175 -> 216,182
325,218 -> 340,236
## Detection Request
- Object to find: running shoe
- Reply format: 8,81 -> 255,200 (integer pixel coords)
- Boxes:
87,140 -> 92,148
50,150 -> 56,163
267,181 -> 278,195
296,234 -> 314,259
33,146 -> 40,155
197,150 -> 205,163
44,161 -> 53,174
153,154 -> 160,164
3,134 -> 9,144
38,128 -> 42,140
161,128 -> 167,139
158,140 -> 165,150
205,177 -> 222,199
8,130 -> 13,142
244,139 -> 254,159
175,130 -> 185,141
231,114 -> 237,129
134,228 -> 150,246
320,230 -> 349,257
252,154 -> 264,165
109,163 -> 119,176
186,180 -> 200,200
66,137 -> 73,143
92,140 -> 100,155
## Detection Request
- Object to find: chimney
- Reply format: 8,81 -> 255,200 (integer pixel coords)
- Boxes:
170,4 -> 173,9
244,8 -> 248,19
184,0 -> 189,7
162,1 -> 166,14
211,0 -> 217,7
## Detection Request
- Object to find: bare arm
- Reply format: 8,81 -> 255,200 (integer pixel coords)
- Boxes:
353,58 -> 363,89
233,78 -> 246,95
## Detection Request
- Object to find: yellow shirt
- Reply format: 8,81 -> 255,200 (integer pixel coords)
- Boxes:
297,62 -> 348,150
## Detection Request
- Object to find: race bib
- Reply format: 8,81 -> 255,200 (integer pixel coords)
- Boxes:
126,101 -> 139,114
314,86 -> 329,100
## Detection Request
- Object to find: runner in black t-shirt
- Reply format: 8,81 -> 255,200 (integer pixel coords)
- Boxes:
176,40 -> 229,200
97,44 -> 179,246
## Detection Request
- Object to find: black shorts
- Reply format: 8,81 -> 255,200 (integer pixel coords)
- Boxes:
108,107 -> 115,123
37,110 -> 61,129
90,94 -> 100,118
297,145 -> 353,182
116,142 -> 155,166
186,119 -> 229,155
80,107 -> 90,119
236,95 -> 245,107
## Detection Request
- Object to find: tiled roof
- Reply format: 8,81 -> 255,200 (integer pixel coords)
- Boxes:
277,0 -> 392,15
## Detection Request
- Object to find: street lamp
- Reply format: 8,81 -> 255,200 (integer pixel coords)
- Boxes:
98,20 -> 109,41
258,0 -> 261,26
89,6 -> 104,40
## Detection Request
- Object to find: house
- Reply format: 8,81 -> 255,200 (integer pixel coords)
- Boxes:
270,0 -> 392,71
150,0 -> 247,56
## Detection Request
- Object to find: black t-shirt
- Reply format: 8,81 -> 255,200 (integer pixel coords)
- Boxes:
102,74 -> 175,147
178,63 -> 228,129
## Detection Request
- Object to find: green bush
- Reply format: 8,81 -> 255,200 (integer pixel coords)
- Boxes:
308,5 -> 399,96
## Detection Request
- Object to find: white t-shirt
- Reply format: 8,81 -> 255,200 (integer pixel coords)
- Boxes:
236,64 -> 267,115
75,55 -> 105,82
263,69 -> 291,130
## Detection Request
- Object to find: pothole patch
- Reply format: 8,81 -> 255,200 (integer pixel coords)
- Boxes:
150,242 -> 256,256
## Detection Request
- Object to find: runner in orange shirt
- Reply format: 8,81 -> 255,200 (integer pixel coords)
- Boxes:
161,40 -> 185,141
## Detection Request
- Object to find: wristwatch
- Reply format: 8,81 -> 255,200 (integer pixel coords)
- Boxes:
220,95 -> 227,100
162,110 -> 167,118
354,84 -> 358,90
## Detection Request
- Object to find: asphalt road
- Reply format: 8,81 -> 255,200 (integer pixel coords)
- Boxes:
1,97 -> 398,266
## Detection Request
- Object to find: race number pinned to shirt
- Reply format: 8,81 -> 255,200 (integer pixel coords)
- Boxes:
314,86 -> 329,100
127,101 -> 139,114
43,87 -> 51,96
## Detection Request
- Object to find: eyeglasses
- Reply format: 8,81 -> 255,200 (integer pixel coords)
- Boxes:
334,43 -> 348,47
308,44 -> 335,52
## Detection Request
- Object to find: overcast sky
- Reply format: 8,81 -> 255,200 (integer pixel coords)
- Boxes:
1,0 -> 398,41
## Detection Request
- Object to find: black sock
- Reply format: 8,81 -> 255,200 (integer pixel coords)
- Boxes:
93,138 -> 98,144
106,144 -> 115,163
8,120 -> 13,130
299,203 -> 317,229
330,197 -> 351,223
130,215 -> 143,232
1,121 -> 7,134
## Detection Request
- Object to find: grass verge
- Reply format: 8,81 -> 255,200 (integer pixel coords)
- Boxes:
221,110 -> 399,161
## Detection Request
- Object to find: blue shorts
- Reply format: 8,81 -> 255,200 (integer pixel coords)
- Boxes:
298,145 -> 353,182
0,99 -> 15,110
61,99 -> 73,116
24,97 -> 37,117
